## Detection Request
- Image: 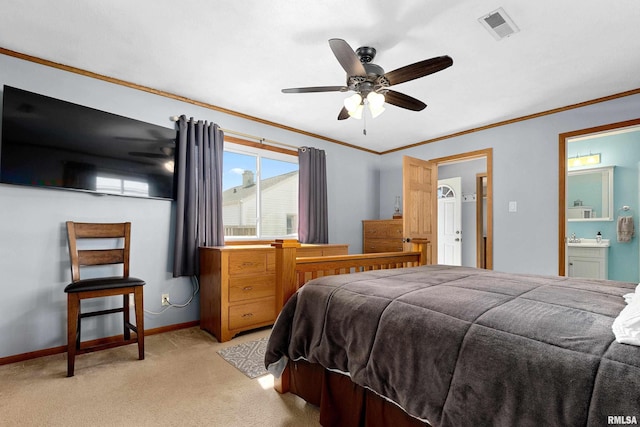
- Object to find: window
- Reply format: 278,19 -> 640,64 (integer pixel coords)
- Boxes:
222,142 -> 298,240
438,184 -> 455,199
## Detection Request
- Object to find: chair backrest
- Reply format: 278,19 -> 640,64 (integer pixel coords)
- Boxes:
66,222 -> 132,282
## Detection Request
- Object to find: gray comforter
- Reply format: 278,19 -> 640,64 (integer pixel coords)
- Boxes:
265,265 -> 640,426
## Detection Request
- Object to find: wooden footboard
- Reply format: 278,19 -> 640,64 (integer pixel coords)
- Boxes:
271,239 -> 427,393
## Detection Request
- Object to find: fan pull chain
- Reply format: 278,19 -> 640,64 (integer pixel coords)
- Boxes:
363,107 -> 367,135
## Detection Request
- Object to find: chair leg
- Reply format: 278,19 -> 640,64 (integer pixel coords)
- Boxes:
76,307 -> 81,349
67,293 -> 80,377
134,288 -> 145,360
123,294 -> 131,340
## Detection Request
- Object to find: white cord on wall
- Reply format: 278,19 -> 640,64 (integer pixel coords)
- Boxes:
144,276 -> 200,315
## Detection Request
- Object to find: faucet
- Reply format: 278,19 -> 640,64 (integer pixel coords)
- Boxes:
568,233 -> 581,243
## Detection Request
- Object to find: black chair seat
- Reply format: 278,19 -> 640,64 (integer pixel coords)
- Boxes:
64,277 -> 145,293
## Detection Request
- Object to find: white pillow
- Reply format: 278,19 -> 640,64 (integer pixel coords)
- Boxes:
612,285 -> 640,346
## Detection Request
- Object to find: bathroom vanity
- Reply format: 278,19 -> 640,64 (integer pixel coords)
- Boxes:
567,239 -> 610,279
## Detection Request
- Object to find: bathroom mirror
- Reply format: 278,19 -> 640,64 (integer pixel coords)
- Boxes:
567,166 -> 614,221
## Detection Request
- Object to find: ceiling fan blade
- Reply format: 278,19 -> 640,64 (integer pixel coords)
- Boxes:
384,90 -> 427,111
384,56 -> 453,86
282,86 -> 348,94
329,38 -> 367,77
337,106 -> 350,120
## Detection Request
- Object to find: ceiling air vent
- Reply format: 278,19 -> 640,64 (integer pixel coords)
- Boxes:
478,7 -> 520,40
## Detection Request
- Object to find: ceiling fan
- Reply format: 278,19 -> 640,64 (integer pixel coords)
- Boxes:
282,38 -> 453,120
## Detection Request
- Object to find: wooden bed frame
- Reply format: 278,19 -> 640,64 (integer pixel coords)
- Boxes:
270,239 -> 430,426
268,239 -> 639,426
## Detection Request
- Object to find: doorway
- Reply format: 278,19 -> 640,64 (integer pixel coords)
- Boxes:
431,148 -> 493,269
438,177 -> 462,265
476,173 -> 488,268
558,118 -> 640,279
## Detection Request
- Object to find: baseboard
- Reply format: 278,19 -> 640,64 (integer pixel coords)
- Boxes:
145,320 -> 200,336
0,320 -> 200,366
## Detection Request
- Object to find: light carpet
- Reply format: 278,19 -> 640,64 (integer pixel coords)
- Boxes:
217,336 -> 269,378
0,327 -> 320,426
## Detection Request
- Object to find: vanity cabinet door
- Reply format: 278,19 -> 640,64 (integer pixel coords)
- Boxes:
568,250 -> 607,280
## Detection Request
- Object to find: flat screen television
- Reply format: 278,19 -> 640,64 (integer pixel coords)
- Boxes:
0,85 -> 177,200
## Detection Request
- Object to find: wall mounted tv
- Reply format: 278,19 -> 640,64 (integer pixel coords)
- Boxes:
0,85 -> 177,200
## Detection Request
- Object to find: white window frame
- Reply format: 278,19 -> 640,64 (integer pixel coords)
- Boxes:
223,141 -> 299,241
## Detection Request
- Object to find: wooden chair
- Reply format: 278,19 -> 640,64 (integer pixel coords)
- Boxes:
64,221 -> 145,377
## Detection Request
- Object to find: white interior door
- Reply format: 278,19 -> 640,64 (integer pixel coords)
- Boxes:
438,177 -> 462,265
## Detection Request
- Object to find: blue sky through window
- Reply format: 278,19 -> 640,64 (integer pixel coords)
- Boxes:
223,151 -> 298,190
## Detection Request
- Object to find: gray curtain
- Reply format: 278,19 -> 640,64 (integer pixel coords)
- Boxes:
298,146 -> 328,243
173,115 -> 224,277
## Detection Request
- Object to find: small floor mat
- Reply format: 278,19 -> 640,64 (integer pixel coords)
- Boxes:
217,336 -> 269,378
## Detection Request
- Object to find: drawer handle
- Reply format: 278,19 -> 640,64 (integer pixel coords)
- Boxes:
241,262 -> 255,267
242,286 -> 253,291
241,313 -> 254,318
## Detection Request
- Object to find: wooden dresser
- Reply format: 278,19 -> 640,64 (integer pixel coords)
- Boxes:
199,243 -> 348,342
362,219 -> 404,253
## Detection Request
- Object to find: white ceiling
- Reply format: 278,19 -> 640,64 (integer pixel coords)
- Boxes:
1,0 -> 639,153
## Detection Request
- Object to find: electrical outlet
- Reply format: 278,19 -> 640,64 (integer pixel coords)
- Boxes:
161,293 -> 170,306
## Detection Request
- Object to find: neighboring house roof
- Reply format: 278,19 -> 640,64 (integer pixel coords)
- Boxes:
223,170 -> 297,203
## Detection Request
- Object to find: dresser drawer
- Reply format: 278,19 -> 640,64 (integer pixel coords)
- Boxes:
228,274 -> 275,302
363,221 -> 403,239
228,251 -> 275,274
364,239 -> 404,253
228,297 -> 276,330
298,248 -> 323,257
321,246 -> 349,256
298,245 -> 349,258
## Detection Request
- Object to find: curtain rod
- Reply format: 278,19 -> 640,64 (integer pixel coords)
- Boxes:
170,116 -> 298,150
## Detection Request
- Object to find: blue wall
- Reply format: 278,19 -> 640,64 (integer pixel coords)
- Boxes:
0,53 -> 380,359
379,100 -> 640,277
2,50 -> 640,359
567,130 -> 640,281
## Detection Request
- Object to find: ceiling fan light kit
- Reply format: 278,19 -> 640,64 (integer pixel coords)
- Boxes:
344,91 -> 386,120
344,93 -> 363,118
281,38 -> 453,124
367,91 -> 386,118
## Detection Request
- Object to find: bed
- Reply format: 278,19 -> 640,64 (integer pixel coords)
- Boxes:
265,240 -> 640,427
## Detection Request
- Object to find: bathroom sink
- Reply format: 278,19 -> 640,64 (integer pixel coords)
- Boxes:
567,238 -> 610,247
